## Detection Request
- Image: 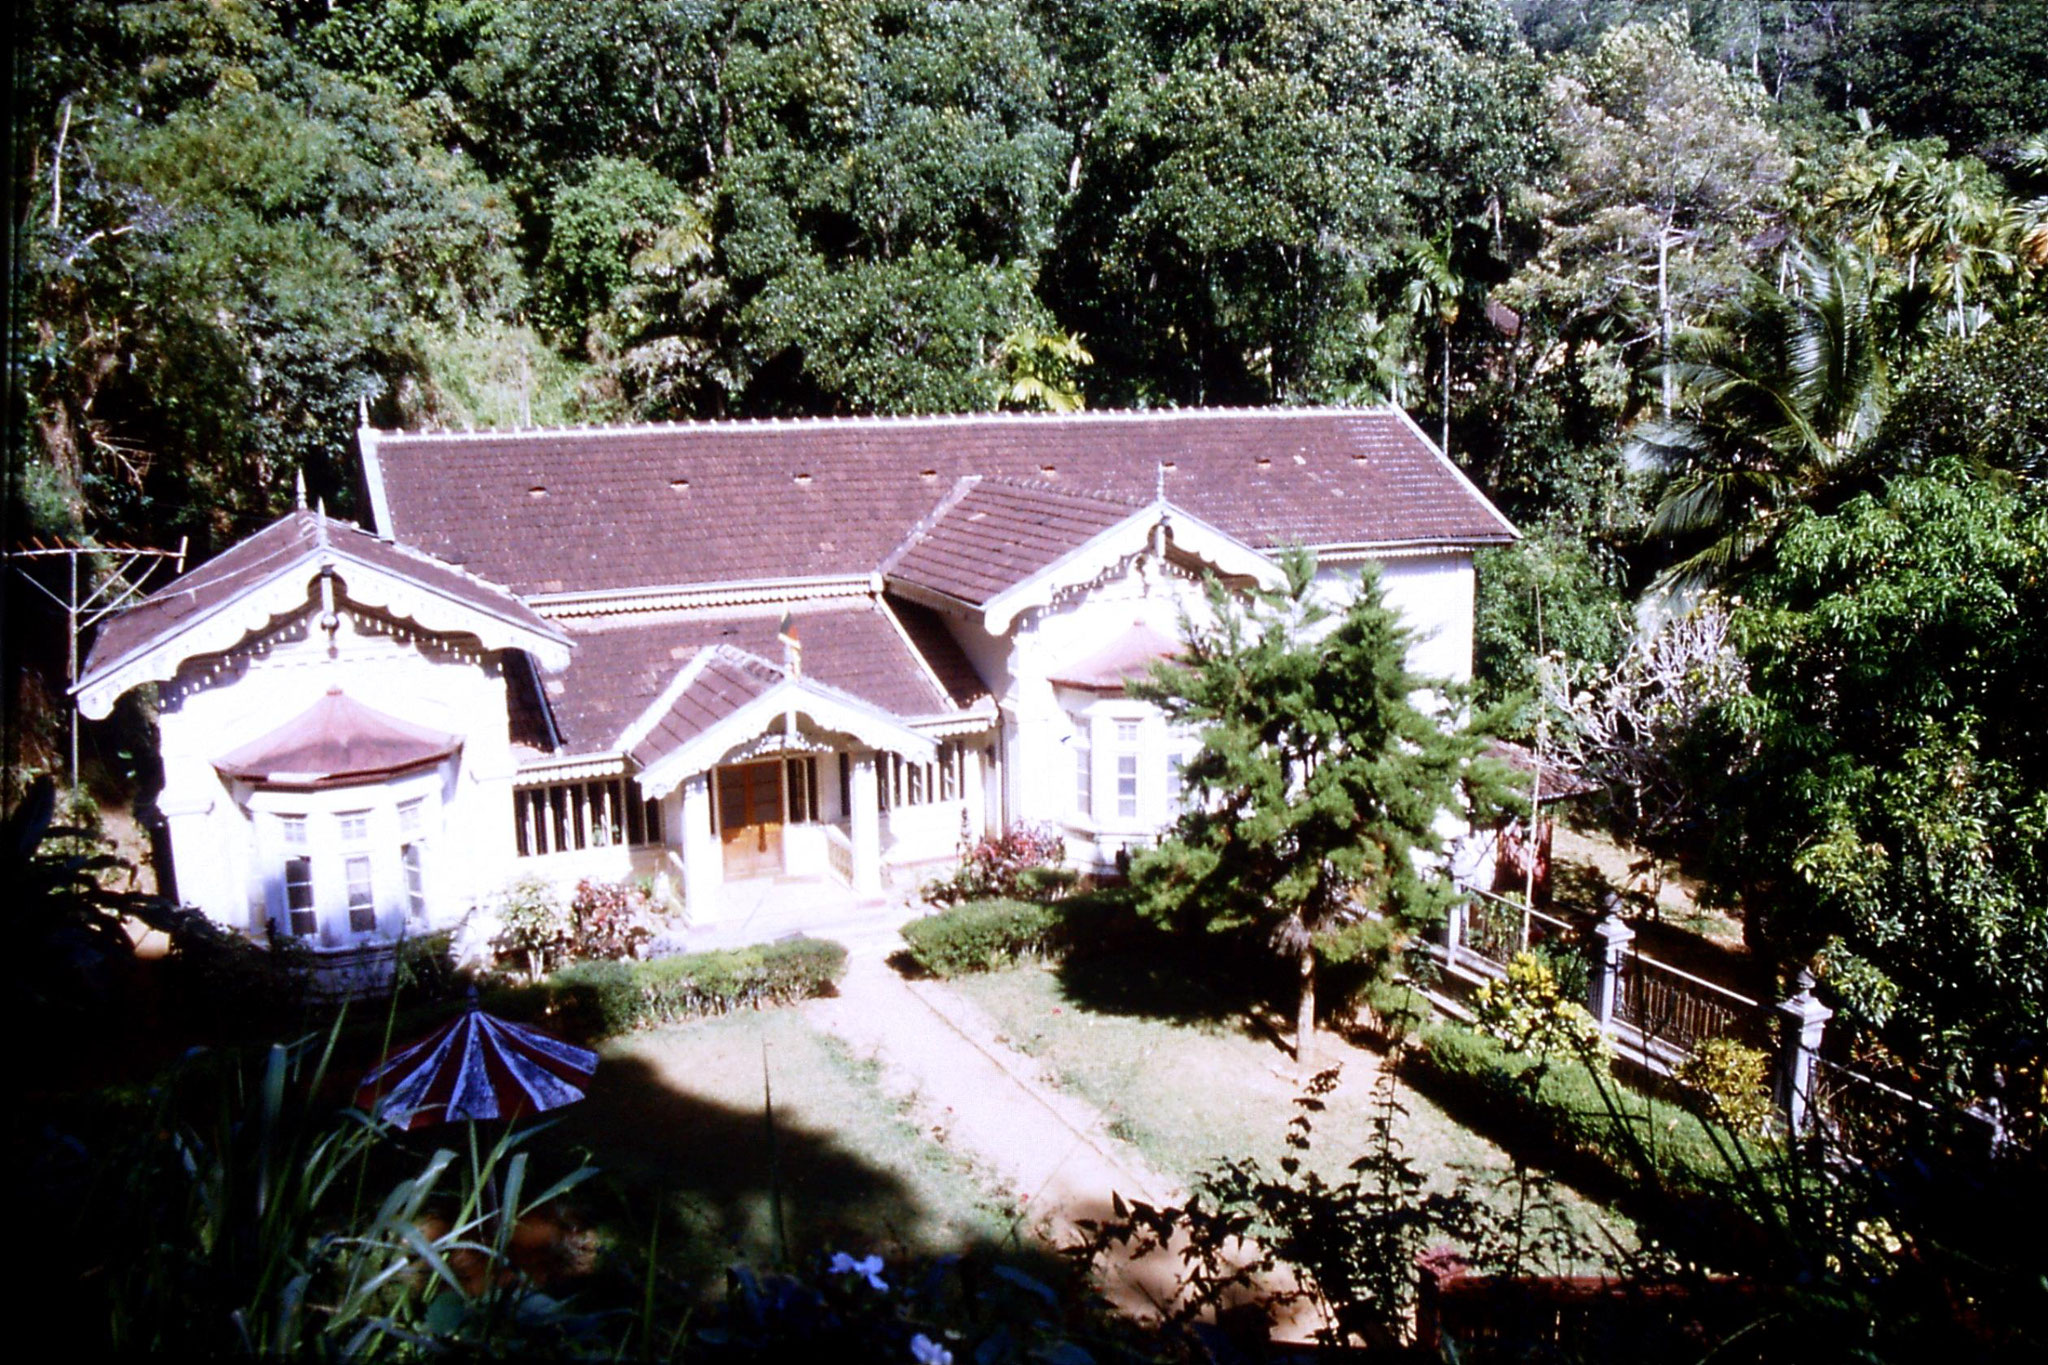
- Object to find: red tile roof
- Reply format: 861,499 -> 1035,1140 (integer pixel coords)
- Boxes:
214,688 -> 461,789
1048,621 -> 1185,691
620,643 -> 934,769
1485,741 -> 1601,802
82,508 -> 566,680
545,602 -> 970,756
883,477 -> 1143,606
626,647 -> 784,768
368,408 -> 1516,598
885,596 -> 992,708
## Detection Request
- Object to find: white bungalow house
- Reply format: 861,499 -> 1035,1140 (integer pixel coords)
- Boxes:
74,407 -> 1516,951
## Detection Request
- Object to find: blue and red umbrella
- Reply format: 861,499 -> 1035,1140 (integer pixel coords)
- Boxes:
359,1002 -> 599,1130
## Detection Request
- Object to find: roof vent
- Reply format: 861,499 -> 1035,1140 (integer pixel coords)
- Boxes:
1039,464 -> 1057,477
528,485 -> 548,498
1160,460 -> 1177,470
670,478 -> 691,491
920,468 -> 938,481
794,472 -> 814,485
1255,457 -> 1272,469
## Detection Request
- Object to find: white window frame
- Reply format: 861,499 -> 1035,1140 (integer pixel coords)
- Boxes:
401,841 -> 428,923
283,855 -> 316,937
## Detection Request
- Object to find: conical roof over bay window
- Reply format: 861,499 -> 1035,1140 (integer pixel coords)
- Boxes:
214,688 -> 462,790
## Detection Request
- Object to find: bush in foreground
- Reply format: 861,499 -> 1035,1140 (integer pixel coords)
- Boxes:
902,897 -> 1065,976
539,937 -> 849,1036
920,823 -> 1073,906
1409,1018 -> 1741,1201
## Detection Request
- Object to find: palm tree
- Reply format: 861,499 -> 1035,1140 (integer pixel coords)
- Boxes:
1403,235 -> 1464,455
1633,243 -> 1894,593
1822,137 -> 2042,338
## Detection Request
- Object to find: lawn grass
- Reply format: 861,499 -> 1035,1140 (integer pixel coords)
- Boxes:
532,1007 -> 1021,1286
951,958 -> 1633,1263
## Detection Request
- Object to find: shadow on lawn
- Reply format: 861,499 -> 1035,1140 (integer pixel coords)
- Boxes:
528,1049 -> 1068,1292
1052,936 -> 1293,1038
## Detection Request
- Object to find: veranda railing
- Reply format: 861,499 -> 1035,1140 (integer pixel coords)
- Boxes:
1447,886 -> 1577,975
823,823 -> 856,887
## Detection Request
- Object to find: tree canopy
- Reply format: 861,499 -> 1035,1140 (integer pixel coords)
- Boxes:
1129,552 -> 1501,1063
1698,466 -> 2048,1102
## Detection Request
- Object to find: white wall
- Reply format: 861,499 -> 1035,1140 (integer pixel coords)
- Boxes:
961,546 -> 1479,871
153,597 -> 520,939
1321,552 -> 1477,684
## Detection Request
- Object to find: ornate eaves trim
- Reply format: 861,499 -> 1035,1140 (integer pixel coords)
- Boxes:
635,678 -> 938,800
977,501 -> 1284,635
74,549 -> 574,720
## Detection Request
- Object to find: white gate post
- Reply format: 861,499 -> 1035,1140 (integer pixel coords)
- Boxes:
1775,968 -> 1833,1135
1587,893 -> 1634,1034
1442,896 -> 1468,971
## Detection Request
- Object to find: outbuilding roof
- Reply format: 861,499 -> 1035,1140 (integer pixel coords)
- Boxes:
364,407 -> 1518,599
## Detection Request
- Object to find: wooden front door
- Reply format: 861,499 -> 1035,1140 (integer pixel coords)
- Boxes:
717,760 -> 784,879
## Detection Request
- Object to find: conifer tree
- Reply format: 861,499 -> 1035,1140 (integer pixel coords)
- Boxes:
1130,551 -> 1499,1065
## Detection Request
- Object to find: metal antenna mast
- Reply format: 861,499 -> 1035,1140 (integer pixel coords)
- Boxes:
5,536 -> 188,786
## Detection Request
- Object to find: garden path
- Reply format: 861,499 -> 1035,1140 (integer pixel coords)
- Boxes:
803,927 -> 1325,1338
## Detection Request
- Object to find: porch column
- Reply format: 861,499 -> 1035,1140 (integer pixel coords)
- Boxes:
962,742 -> 987,840
679,772 -> 722,922
849,750 -> 883,895
158,784 -> 220,917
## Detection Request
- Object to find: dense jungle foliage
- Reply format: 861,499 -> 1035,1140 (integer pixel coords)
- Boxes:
7,1 -> 2038,557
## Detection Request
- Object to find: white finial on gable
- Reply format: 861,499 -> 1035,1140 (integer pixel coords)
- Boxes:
295,469 -> 308,510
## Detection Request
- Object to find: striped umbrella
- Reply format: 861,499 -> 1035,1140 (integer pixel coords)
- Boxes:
359,1002 -> 599,1130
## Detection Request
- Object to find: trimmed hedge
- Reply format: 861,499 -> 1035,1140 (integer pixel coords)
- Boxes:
496,938 -> 849,1037
1408,1018 -> 1759,1201
902,898 -> 1064,977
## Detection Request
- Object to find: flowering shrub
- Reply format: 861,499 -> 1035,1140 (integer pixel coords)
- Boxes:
921,823 -> 1071,906
1472,951 -> 1607,1065
1675,1036 -> 1776,1137
569,878 -> 651,961
495,876 -> 570,982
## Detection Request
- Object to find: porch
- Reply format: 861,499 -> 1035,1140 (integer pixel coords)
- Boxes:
665,873 -> 926,954
668,740 -> 987,927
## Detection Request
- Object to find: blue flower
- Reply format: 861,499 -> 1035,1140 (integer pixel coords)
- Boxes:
910,1334 -> 953,1365
828,1251 -> 888,1291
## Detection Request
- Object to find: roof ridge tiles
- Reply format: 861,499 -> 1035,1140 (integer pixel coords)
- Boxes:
367,405 -> 1384,443
878,475 -> 983,577
970,474 -> 1146,509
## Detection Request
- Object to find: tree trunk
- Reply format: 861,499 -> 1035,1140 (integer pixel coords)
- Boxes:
1658,225 -> 1675,422
1296,945 -> 1317,1069
1440,321 -> 1452,456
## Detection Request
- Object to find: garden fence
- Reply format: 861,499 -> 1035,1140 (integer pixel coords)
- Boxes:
1427,885 -> 1996,1148
1615,952 -> 1771,1057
